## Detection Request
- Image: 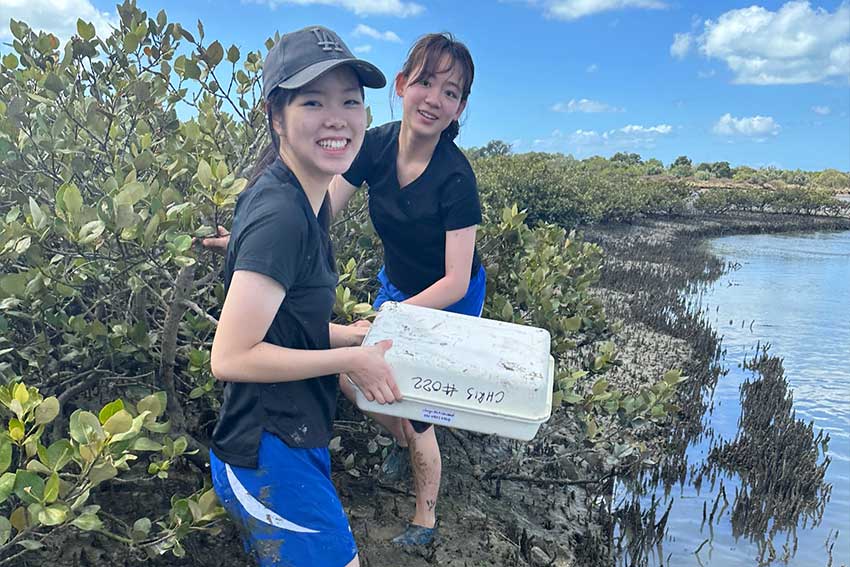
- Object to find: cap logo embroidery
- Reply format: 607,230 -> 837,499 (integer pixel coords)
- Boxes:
311,28 -> 344,53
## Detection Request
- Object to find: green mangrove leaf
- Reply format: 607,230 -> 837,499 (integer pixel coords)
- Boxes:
132,517 -> 152,539
0,472 -> 16,504
44,439 -> 74,471
69,410 -> 105,444
71,513 -> 102,531
76,19 -> 96,41
137,392 -> 165,418
0,440 -> 11,474
70,488 -> 91,511
197,159 -> 213,188
28,197 -> 46,230
110,412 -> 147,443
131,437 -> 162,451
198,488 -> 219,517
114,181 -> 148,207
98,399 -> 124,425
8,419 -> 25,442
78,220 -> 106,244
103,410 -> 133,436
13,470 -> 44,504
38,504 -> 67,526
88,461 -> 117,486
60,183 -> 83,217
0,516 -> 10,546
43,473 -> 59,503
25,460 -> 51,475
34,396 -> 60,425
9,506 -> 27,532
16,539 -> 43,551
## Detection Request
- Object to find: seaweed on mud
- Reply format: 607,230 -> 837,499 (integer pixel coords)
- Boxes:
707,349 -> 832,542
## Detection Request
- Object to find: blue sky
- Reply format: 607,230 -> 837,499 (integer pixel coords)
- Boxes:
2,0 -> 849,170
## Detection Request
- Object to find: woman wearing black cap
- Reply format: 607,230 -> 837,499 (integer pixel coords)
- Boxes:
205,32 -> 481,549
207,26 -> 396,567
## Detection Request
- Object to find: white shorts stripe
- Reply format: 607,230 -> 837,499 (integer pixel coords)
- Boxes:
224,463 -> 320,534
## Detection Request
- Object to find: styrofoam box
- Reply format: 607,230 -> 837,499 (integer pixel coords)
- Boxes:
353,302 -> 554,441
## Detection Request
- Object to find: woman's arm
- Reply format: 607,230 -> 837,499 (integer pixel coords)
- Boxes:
329,174 -> 360,219
329,320 -> 370,348
401,225 -> 478,310
211,270 -> 401,403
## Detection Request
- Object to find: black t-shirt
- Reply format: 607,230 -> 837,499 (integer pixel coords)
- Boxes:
342,121 -> 482,296
210,158 -> 338,469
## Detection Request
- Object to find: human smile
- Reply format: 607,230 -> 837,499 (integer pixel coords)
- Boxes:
417,109 -> 438,122
317,137 -> 350,153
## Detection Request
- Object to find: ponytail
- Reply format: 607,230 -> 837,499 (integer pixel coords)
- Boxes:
247,88 -> 293,188
441,119 -> 460,142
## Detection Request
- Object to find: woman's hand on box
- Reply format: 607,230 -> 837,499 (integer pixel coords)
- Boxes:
348,339 -> 402,404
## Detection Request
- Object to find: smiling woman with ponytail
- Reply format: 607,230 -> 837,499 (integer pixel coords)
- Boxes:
206,26 -> 395,567
203,31 -> 482,548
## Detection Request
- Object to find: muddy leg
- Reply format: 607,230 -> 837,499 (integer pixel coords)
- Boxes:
339,375 -> 407,446
404,419 -> 440,528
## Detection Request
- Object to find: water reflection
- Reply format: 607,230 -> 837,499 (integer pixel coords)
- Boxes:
615,230 -> 850,567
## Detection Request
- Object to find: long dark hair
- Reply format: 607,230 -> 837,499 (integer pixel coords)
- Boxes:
248,88 -> 295,188
397,32 -> 475,142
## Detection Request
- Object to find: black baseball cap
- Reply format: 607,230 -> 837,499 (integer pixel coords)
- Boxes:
262,26 -> 386,100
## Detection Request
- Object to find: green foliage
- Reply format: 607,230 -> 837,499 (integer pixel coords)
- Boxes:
465,139 -> 512,159
479,205 -> 607,345
813,168 -> 850,191
610,152 -> 643,166
0,382 -> 222,556
671,155 -> 692,169
694,186 -> 845,216
473,153 -> 690,225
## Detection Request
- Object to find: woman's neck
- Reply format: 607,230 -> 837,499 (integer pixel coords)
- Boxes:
279,150 -> 330,216
398,120 -> 440,165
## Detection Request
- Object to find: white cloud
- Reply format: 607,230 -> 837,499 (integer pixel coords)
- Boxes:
535,0 -> 667,21
670,32 -> 692,59
688,1 -> 850,85
552,98 -> 623,113
586,63 -> 598,73
713,113 -> 780,137
247,0 -> 424,17
353,24 -> 402,42
0,0 -> 117,41
697,69 -> 716,79
618,124 -> 672,134
811,105 -> 831,115
532,122 -> 673,154
354,44 -> 373,54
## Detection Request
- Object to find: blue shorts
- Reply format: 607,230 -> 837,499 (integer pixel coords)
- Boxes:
373,265 -> 486,434
210,432 -> 357,567
373,265 -> 487,317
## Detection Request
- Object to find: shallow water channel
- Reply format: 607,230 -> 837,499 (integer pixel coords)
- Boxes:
616,229 -> 850,566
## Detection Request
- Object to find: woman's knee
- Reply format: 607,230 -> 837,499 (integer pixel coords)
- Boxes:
403,420 -> 436,445
345,554 -> 360,567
